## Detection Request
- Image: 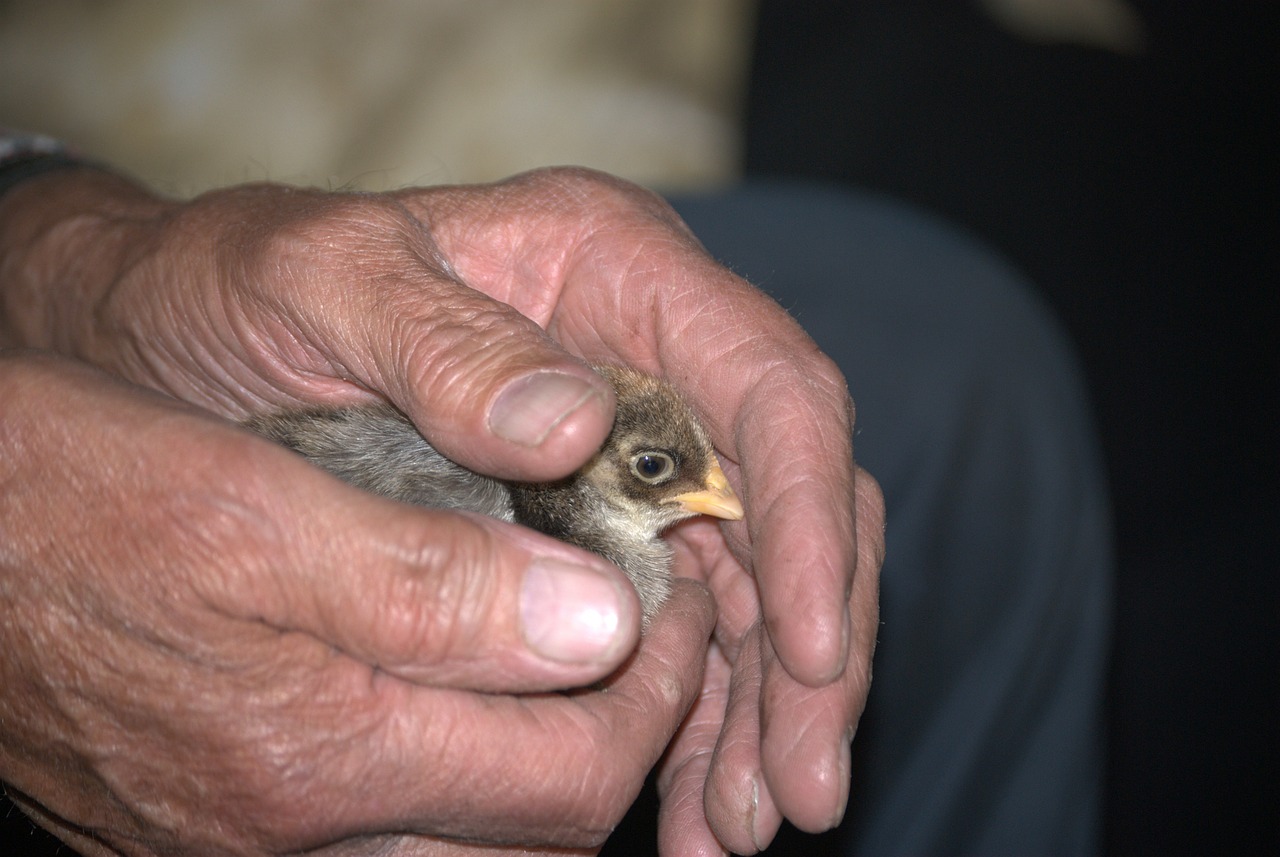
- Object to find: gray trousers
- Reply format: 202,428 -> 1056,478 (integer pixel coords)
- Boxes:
661,183 -> 1113,856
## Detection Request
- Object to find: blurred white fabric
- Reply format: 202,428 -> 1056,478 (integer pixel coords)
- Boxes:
0,0 -> 753,195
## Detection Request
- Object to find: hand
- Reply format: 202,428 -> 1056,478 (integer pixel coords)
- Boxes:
0,353 -> 714,856
0,165 -> 885,853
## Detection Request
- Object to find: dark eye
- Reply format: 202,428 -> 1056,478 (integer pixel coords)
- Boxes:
630,451 -> 676,484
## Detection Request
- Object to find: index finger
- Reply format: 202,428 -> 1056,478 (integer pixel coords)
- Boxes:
580,234 -> 860,687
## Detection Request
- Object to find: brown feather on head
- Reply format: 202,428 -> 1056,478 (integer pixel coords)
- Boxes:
506,364 -> 742,620
583,364 -> 741,525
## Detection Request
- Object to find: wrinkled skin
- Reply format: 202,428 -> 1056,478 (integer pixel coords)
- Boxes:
0,166 -> 883,856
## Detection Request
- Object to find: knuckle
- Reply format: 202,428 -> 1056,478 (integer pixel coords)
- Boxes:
855,467 -> 887,537
371,514 -> 507,666
508,714 -> 644,845
393,301 -> 533,393
555,770 -> 637,846
196,185 -> 433,279
512,165 -> 677,225
801,350 -> 855,418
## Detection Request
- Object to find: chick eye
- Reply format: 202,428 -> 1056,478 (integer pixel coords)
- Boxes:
630,451 -> 676,484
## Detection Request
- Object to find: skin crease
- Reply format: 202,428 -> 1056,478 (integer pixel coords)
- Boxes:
0,165 -> 884,856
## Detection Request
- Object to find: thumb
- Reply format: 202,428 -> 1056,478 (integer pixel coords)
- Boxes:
225,438 -> 644,692
228,189 -> 616,481
366,282 -> 615,482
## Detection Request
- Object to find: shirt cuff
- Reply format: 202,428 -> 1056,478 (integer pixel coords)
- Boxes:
0,131 -> 86,198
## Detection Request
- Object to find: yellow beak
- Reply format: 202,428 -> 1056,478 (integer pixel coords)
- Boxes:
671,461 -> 744,520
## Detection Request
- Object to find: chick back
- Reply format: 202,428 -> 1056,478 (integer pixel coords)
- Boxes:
244,404 -> 514,520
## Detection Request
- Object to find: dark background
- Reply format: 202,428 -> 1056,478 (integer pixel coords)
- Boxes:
743,1 -> 1274,853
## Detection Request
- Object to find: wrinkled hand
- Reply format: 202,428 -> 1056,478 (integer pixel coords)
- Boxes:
0,354 -> 713,856
0,165 -> 884,854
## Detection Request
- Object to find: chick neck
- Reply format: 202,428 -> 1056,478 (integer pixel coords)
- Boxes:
507,466 -> 689,622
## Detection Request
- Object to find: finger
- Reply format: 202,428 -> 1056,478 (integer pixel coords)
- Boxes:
593,188 -> 861,686
654,644 -> 730,857
700,626 -> 783,854
319,579 -> 716,849
176,185 -> 618,481
349,279 -> 616,482
757,648 -> 854,833
759,503 -> 880,833
655,290 -> 860,688
205,429 -> 646,692
311,839 -> 597,857
665,312 -> 859,686
668,518 -> 763,665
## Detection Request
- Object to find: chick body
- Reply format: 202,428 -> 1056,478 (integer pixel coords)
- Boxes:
244,365 -> 741,620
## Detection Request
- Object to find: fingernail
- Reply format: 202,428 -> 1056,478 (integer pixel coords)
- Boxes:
749,774 -> 767,852
520,560 -> 624,663
825,737 -> 853,830
489,371 -> 602,447
750,771 -> 784,850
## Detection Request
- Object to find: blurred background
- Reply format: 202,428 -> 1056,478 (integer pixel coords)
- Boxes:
1,0 -> 754,193
2,1 -> 1273,853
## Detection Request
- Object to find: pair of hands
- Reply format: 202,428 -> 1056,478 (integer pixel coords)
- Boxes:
0,166 -> 883,856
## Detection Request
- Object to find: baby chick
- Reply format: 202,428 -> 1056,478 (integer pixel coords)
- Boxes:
244,365 -> 743,620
